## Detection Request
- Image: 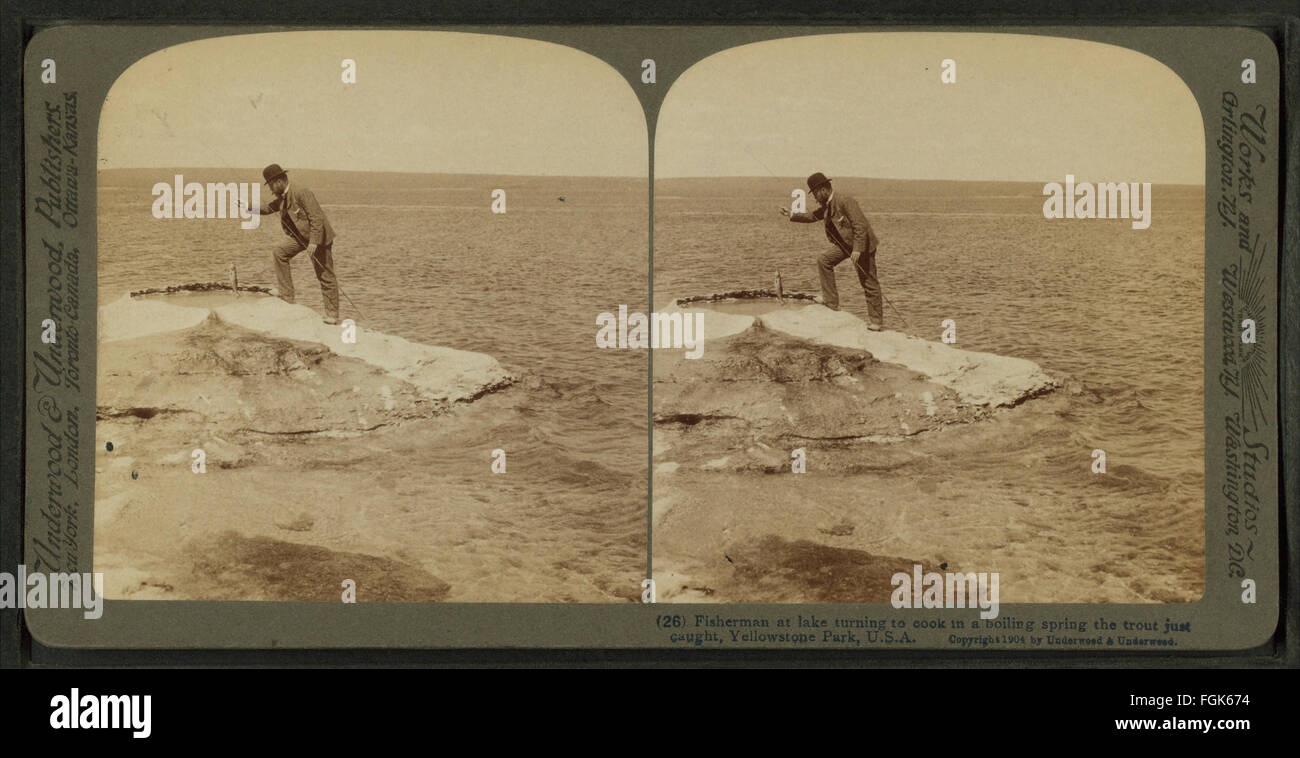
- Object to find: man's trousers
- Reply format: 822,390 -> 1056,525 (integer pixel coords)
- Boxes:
817,246 -> 883,326
273,239 -> 339,320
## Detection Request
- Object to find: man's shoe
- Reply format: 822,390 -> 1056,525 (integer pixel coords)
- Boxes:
866,322 -> 883,332
323,316 -> 341,326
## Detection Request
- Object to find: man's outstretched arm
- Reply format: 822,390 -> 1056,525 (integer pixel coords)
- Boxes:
251,195 -> 282,215
785,204 -> 826,223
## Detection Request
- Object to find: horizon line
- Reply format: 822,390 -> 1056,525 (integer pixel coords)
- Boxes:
656,174 -> 1206,187
98,166 -> 648,179
98,167 -> 1205,188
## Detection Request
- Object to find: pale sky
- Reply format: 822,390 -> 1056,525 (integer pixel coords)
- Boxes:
99,30 -> 647,176
656,33 -> 1206,184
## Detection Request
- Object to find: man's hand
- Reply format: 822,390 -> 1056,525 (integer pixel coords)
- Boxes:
306,244 -> 318,256
779,206 -> 790,217
851,250 -> 862,265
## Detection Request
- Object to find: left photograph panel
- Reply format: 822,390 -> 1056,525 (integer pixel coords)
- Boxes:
92,31 -> 649,603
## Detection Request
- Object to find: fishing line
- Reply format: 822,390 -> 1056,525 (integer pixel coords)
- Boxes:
847,255 -> 910,329
315,254 -> 368,322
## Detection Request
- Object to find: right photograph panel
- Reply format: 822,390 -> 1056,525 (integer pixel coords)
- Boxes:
652,33 -> 1206,604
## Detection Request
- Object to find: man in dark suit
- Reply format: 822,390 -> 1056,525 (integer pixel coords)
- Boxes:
253,164 -> 341,324
781,172 -> 883,330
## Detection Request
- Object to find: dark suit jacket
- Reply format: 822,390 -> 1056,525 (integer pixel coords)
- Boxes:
257,183 -> 335,247
790,192 -> 878,256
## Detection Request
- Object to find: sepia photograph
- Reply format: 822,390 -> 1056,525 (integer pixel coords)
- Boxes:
92,30 -> 649,603
650,32 -> 1207,605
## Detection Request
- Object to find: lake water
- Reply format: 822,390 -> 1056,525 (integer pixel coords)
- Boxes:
653,177 -> 1206,602
97,169 -> 649,601
95,170 -> 1208,603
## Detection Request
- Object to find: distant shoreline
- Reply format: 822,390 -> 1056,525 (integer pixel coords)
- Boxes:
95,168 -> 1205,192
655,176 -> 1206,192
96,167 -> 648,182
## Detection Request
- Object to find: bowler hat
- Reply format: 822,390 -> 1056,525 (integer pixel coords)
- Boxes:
806,172 -> 831,192
262,164 -> 288,184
